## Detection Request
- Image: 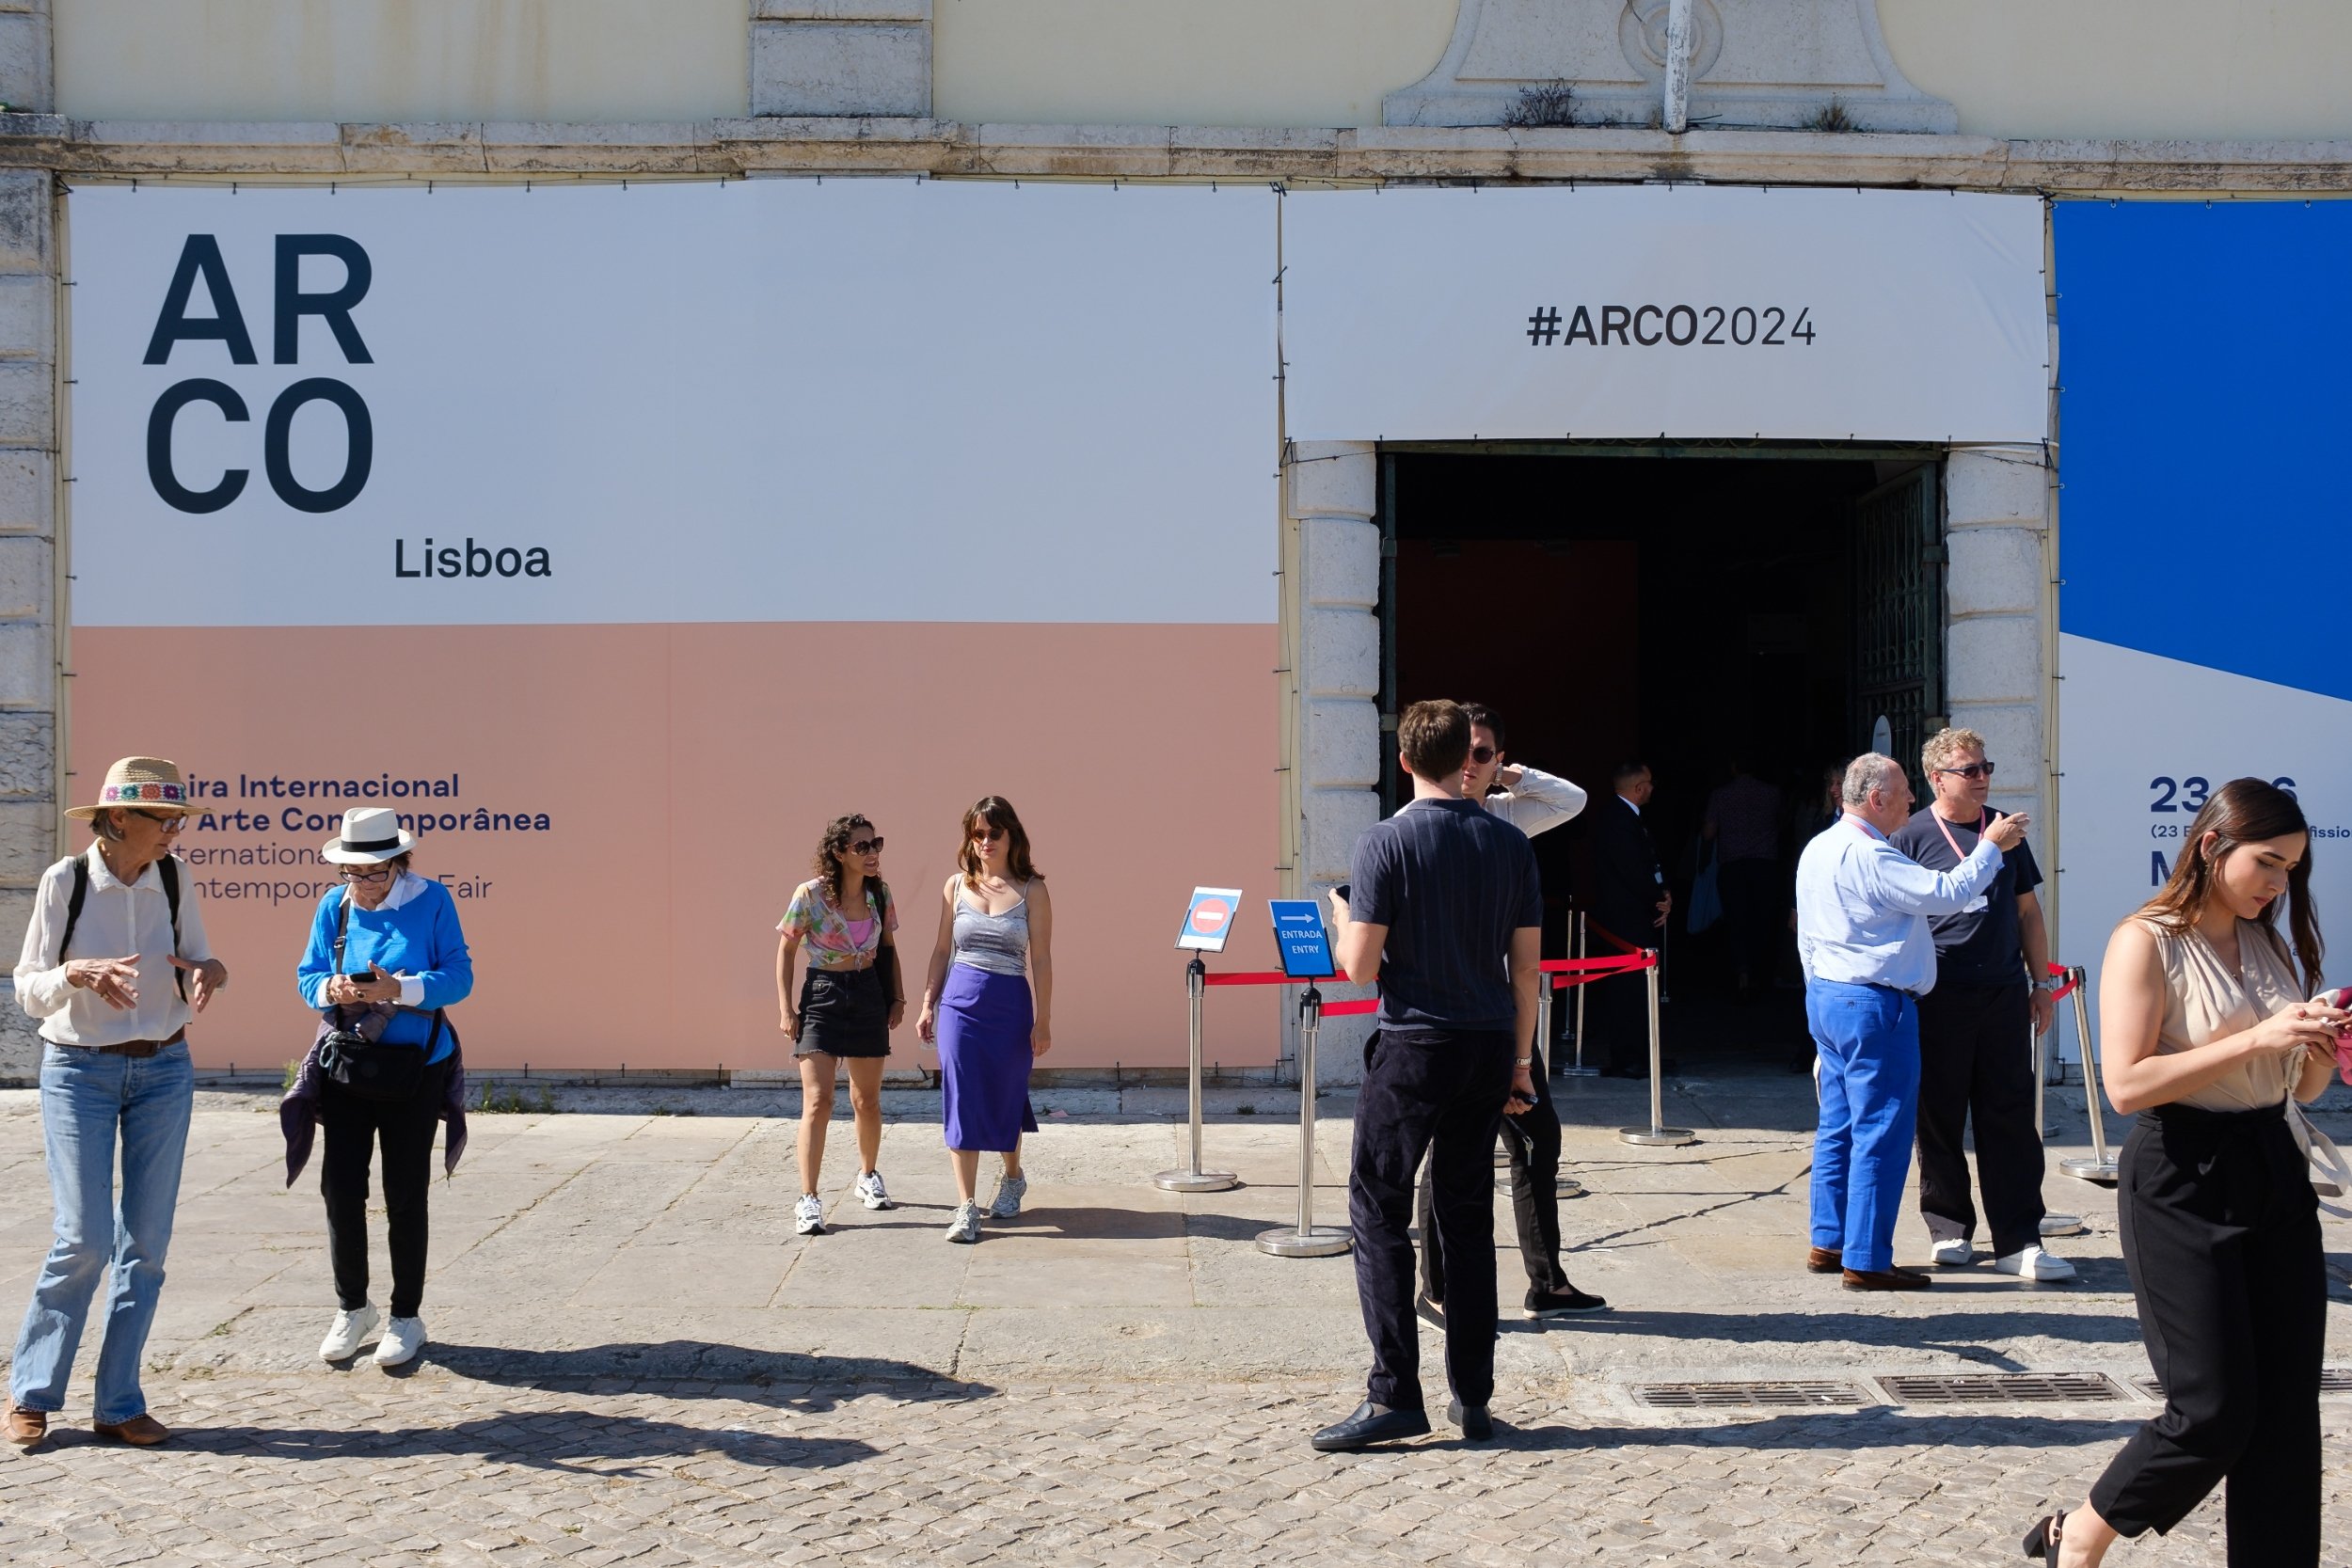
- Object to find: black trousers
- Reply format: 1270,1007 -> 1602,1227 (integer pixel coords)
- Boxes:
1348,1027 -> 1514,1412
2090,1104 -> 2324,1565
1588,968 -> 1650,1073
1718,858 -> 1782,986
1914,980 -> 2045,1259
320,1061 -> 452,1320
1418,1041 -> 1567,1304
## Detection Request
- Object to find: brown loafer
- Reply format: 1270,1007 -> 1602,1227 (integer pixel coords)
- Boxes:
1805,1246 -> 1841,1275
92,1413 -> 168,1447
3,1401 -> 48,1449
1843,1268 -> 1933,1291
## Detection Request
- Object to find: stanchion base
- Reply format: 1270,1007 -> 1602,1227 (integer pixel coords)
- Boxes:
2039,1212 -> 2086,1238
1558,1066 -> 1601,1078
1492,1148 -> 1512,1168
1619,1126 -> 1697,1148
2059,1156 -> 2120,1184
1153,1169 -> 1239,1194
1256,1225 -> 1353,1258
1556,1177 -> 1586,1198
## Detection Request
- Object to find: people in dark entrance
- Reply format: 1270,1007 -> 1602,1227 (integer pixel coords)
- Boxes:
1887,728 -> 2071,1282
1315,700 -> 1542,1452
1414,703 -> 1607,1326
1795,754 -> 2024,1292
2026,780 -> 2341,1568
1589,762 -> 1674,1078
1702,757 -> 1785,1002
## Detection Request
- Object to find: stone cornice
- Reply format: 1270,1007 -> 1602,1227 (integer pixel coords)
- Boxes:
1,115 -> 2346,192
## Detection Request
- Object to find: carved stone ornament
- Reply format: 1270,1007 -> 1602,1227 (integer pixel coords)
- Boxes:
1385,0 -> 1957,134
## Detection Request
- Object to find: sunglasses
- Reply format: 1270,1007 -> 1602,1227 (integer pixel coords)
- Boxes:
971,827 -> 1007,844
340,864 -> 395,884
1934,761 -> 1996,781
847,837 -> 884,855
1468,746 -> 1498,766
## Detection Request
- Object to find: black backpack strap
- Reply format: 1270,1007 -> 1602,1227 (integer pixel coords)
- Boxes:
56,853 -> 87,964
159,855 -> 186,1001
333,885 -> 352,974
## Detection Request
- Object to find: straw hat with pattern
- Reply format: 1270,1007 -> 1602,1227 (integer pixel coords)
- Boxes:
66,756 -> 193,820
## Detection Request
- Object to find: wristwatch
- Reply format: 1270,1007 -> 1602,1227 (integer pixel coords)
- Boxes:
1515,1056 -> 1534,1067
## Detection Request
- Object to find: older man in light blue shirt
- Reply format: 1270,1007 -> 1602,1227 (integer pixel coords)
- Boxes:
1794,753 -> 2029,1290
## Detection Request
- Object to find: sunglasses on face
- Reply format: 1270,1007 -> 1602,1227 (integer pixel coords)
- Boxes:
1468,747 -> 1498,766
847,837 -> 883,855
971,827 -> 1006,844
340,865 -> 395,884
1935,761 -> 1996,781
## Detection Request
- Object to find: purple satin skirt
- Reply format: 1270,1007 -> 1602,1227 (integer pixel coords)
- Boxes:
938,963 -> 1038,1152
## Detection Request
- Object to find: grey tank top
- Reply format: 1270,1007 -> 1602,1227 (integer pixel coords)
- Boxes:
952,879 -> 1033,976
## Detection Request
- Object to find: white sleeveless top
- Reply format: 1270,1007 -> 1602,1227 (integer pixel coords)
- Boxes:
2136,916 -> 2301,1112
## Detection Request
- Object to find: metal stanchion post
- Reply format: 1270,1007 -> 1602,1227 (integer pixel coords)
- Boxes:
1562,912 -> 1598,1077
1258,984 -> 1352,1257
1154,956 -> 1237,1194
2034,995 -> 2084,1235
2059,965 -> 2120,1183
1618,953 -> 1694,1147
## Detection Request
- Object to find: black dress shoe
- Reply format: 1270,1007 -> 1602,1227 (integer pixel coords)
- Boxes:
1524,1287 -> 1608,1318
1445,1399 -> 1493,1440
1311,1401 -> 1431,1452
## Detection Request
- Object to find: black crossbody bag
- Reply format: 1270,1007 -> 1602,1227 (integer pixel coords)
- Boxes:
314,888 -> 448,1102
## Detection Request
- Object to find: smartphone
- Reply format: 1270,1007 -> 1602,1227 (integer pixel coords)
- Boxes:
1333,883 -> 1352,904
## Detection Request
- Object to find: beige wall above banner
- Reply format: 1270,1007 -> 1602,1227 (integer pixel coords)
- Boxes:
1280,185 -> 2049,445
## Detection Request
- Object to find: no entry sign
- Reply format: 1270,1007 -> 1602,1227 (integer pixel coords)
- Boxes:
1175,887 -> 1245,953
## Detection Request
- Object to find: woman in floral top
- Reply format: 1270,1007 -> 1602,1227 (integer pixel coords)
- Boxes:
776,815 -> 903,1237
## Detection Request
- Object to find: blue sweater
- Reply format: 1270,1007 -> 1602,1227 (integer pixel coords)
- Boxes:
296,876 -> 474,1061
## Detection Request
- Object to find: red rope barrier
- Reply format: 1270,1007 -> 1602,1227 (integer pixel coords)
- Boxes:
2047,963 -> 2081,1002
1199,971 -> 1292,988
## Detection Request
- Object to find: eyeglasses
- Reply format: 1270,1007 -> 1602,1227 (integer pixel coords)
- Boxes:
1468,747 -> 1498,766
131,811 -> 186,832
971,827 -> 1006,844
340,864 -> 395,883
847,837 -> 884,855
1934,761 -> 1996,781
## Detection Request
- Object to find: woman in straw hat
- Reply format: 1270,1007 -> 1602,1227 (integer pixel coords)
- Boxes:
291,806 -> 474,1370
5,757 -> 227,1451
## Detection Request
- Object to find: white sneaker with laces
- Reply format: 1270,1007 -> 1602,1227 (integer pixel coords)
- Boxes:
987,1173 -> 1028,1219
1930,1238 -> 1975,1267
1992,1244 -> 2077,1282
318,1303 -> 380,1362
373,1315 -> 426,1367
794,1193 -> 826,1236
854,1171 -> 894,1211
946,1202 -> 983,1243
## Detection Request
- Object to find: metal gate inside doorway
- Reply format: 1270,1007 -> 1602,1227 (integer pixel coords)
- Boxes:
1850,465 -> 1946,787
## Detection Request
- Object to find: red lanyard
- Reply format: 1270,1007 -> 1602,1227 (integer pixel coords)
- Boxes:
1932,808 -> 1986,863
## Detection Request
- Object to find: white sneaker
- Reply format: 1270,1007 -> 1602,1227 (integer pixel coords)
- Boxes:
945,1202 -> 983,1243
986,1172 -> 1028,1219
318,1303 -> 380,1362
794,1193 -> 826,1236
1993,1244 -> 2077,1282
373,1315 -> 426,1367
854,1171 -> 894,1211
1930,1238 -> 1975,1267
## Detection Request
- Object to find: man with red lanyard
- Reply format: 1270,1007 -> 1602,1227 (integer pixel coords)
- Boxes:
1794,753 -> 2027,1290
1888,728 -> 2074,1281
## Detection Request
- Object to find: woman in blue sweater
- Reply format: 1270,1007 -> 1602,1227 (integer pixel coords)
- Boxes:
294,808 -> 473,1369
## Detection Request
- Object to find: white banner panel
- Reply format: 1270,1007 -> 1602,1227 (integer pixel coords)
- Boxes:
70,180 -> 1278,627
1281,186 -> 2048,443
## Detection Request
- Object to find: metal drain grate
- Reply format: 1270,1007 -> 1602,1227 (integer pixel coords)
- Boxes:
1632,1380 -> 1874,1410
1878,1372 -> 2123,1404
2142,1369 -> 2352,1399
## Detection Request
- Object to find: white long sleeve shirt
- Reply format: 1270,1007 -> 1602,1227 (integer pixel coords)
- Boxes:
1477,765 -> 1589,839
1794,815 -> 2003,996
13,845 -> 216,1046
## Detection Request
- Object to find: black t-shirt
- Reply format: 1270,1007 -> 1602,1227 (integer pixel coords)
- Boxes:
1888,805 -> 2044,988
1349,797 -> 1544,1032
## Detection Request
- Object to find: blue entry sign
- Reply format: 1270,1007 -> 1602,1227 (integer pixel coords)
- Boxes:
1267,898 -> 1338,979
1176,887 -> 1244,953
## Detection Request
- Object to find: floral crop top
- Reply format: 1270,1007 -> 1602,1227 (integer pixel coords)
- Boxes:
777,881 -> 898,970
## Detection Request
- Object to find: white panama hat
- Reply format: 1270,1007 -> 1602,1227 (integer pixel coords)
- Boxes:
320,805 -> 418,865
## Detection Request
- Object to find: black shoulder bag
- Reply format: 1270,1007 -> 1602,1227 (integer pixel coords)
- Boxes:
314,888 -> 447,1102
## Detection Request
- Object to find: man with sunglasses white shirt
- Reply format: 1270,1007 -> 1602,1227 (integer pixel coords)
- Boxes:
1412,705 -> 1609,1325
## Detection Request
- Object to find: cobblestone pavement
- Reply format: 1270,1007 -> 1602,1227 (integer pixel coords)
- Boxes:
0,1071 -> 2346,1565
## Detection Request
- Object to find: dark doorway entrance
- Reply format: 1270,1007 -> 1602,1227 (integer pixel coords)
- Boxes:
1378,447 -> 1942,1069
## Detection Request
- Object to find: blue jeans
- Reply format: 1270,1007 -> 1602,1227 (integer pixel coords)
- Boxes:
9,1041 -> 195,1423
1806,980 -> 1919,1274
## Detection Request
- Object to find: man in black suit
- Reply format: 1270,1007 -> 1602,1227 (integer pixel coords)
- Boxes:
1588,762 -> 1672,1077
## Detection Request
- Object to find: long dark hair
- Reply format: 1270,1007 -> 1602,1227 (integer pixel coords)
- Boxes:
2137,778 -> 2323,990
811,814 -> 888,915
957,796 -> 1041,886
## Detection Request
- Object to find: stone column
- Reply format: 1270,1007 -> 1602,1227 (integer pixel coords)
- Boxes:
750,0 -> 931,119
1289,440 -> 1379,1081
1942,449 -> 2052,855
0,2 -> 51,117
0,166 -> 52,1084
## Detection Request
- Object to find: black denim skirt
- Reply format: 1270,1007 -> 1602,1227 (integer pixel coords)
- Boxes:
796,965 -> 891,1058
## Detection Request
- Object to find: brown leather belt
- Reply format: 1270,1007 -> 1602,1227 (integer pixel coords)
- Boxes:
73,1032 -> 185,1059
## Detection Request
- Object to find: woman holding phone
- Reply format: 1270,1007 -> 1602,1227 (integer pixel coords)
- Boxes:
917,797 -> 1052,1243
296,807 -> 474,1370
2024,779 -> 2344,1566
777,815 -> 902,1238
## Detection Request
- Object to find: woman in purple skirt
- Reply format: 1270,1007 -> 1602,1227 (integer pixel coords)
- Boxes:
916,797 -> 1053,1243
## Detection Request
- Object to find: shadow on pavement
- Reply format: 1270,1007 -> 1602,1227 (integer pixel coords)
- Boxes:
1476,1407 -> 2146,1453
173,1410 -> 879,1473
1555,1307 -> 2145,1351
423,1341 -> 995,1410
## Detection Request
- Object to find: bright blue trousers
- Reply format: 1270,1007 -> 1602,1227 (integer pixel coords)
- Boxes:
1806,979 -> 1919,1274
